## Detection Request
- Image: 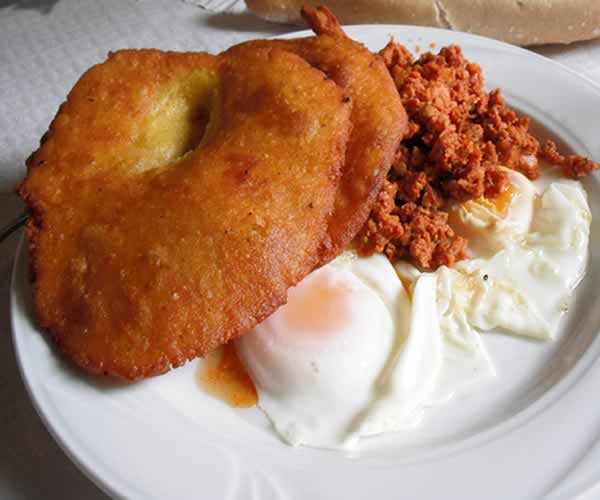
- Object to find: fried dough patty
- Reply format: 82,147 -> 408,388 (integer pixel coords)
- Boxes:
230,6 -> 408,261
19,47 -> 352,379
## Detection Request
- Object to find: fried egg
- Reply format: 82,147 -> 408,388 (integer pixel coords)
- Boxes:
235,252 -> 444,448
398,167 -> 591,352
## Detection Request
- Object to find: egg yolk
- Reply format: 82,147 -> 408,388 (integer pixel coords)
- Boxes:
481,184 -> 514,214
197,343 -> 257,408
198,272 -> 355,406
280,275 -> 353,335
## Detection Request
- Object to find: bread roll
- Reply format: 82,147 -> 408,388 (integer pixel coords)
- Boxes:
245,0 -> 600,45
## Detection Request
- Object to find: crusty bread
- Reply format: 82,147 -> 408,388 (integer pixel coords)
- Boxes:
245,0 -> 600,45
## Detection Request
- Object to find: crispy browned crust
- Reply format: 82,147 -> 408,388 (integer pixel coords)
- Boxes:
300,4 -> 344,36
229,6 -> 408,263
18,47 -> 352,380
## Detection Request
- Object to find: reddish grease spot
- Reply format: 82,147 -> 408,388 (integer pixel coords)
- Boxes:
225,153 -> 258,184
197,343 -> 257,408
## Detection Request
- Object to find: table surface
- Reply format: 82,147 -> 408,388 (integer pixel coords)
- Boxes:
1,1 -> 600,498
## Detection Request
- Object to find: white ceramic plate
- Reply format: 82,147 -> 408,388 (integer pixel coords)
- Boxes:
11,26 -> 600,500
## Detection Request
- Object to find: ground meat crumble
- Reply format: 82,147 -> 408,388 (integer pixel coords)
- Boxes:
356,42 -> 599,270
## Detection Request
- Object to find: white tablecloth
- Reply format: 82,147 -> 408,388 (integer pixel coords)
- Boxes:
1,1 -> 599,498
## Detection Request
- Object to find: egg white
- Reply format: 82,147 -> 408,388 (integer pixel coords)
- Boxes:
447,168 -> 537,257
236,252 -> 443,449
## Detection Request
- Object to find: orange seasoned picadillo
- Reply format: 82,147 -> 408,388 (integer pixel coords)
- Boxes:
357,42 -> 599,270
